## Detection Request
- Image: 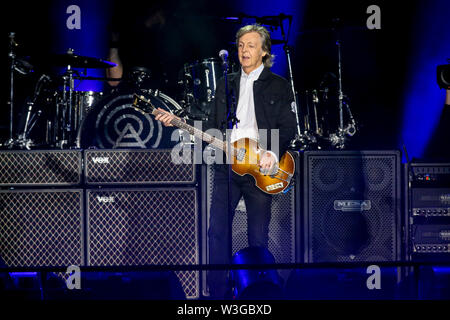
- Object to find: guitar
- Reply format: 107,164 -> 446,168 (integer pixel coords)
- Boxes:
133,94 -> 295,194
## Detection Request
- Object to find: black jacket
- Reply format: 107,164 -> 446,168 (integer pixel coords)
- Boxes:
190,67 -> 297,158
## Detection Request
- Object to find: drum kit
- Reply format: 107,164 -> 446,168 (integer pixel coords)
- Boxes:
3,16 -> 358,151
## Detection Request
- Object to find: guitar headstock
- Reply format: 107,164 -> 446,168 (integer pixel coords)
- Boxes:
132,94 -> 155,114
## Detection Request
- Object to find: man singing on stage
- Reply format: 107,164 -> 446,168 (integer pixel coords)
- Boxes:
156,24 -> 296,299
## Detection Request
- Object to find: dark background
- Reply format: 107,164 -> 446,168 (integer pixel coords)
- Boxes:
1,0 -> 448,159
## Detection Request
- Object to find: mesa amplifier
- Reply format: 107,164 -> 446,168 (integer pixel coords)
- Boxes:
86,188 -> 199,299
409,163 -> 450,185
411,188 -> 450,217
0,150 -> 82,186
0,189 -> 84,267
411,224 -> 450,253
84,149 -> 196,185
303,150 -> 402,263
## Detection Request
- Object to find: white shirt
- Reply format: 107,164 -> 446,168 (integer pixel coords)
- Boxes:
230,63 -> 264,143
230,63 -> 278,163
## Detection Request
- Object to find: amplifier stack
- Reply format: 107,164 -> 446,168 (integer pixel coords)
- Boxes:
0,149 -> 200,299
2,149 -> 450,299
407,162 -> 450,259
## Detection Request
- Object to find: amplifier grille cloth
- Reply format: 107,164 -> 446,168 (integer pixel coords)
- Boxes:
0,150 -> 81,186
0,190 -> 84,266
87,188 -> 199,299
84,149 -> 195,184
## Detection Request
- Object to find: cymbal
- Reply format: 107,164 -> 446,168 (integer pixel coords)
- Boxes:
46,53 -> 117,69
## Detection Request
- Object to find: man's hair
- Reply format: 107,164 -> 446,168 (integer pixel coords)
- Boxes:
236,24 -> 275,68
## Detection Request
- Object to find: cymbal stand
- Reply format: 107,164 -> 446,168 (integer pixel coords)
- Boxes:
57,51 -> 75,149
328,27 -> 357,149
276,15 -> 312,150
16,74 -> 50,149
3,32 -> 18,148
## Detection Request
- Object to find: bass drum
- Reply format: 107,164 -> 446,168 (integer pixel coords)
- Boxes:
77,90 -> 183,149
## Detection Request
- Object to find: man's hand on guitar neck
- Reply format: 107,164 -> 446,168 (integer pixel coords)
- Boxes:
154,108 -> 182,127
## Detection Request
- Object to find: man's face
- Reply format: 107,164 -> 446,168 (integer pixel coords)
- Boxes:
238,31 -> 267,74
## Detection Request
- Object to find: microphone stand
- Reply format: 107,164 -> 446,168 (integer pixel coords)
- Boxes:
221,54 -> 238,294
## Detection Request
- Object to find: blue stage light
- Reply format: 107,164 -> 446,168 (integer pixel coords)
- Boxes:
400,0 -> 450,160
50,0 -> 112,92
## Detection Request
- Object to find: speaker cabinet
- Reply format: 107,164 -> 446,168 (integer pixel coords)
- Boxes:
202,153 -> 299,295
303,151 -> 401,262
0,150 -> 82,186
0,189 -> 84,267
84,149 -> 196,185
86,188 -> 199,299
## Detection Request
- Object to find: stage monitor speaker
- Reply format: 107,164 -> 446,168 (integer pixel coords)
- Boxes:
0,189 -> 84,267
303,150 -> 402,263
84,149 -> 196,185
0,150 -> 82,186
86,188 -> 199,299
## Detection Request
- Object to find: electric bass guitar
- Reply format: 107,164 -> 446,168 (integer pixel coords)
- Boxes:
133,94 -> 295,194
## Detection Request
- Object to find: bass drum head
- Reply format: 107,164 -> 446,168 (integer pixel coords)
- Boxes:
77,91 -> 181,149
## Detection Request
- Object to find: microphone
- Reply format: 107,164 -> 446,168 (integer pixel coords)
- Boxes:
219,49 -> 228,64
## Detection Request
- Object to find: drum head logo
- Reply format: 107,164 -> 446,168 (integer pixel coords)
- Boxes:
97,100 -> 159,148
79,94 -> 178,149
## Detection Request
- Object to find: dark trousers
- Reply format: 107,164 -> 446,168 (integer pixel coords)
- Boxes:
207,165 -> 272,298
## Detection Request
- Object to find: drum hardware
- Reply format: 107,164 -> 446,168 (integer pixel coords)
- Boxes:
48,49 -> 116,149
56,49 -> 77,149
293,19 -> 358,151
148,89 -> 196,147
251,14 -> 308,151
3,32 -> 31,148
179,57 -> 223,121
324,19 -> 357,149
127,66 -> 152,89
325,94 -> 357,149
77,89 -> 188,149
15,74 -> 52,149
45,51 -> 117,69
1,33 -> 133,150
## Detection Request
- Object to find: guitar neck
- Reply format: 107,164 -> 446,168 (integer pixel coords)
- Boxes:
151,108 -> 228,152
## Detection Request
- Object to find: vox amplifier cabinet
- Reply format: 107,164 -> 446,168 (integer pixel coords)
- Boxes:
0,189 -> 84,267
0,150 -> 82,186
86,188 -> 199,299
84,149 -> 196,185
